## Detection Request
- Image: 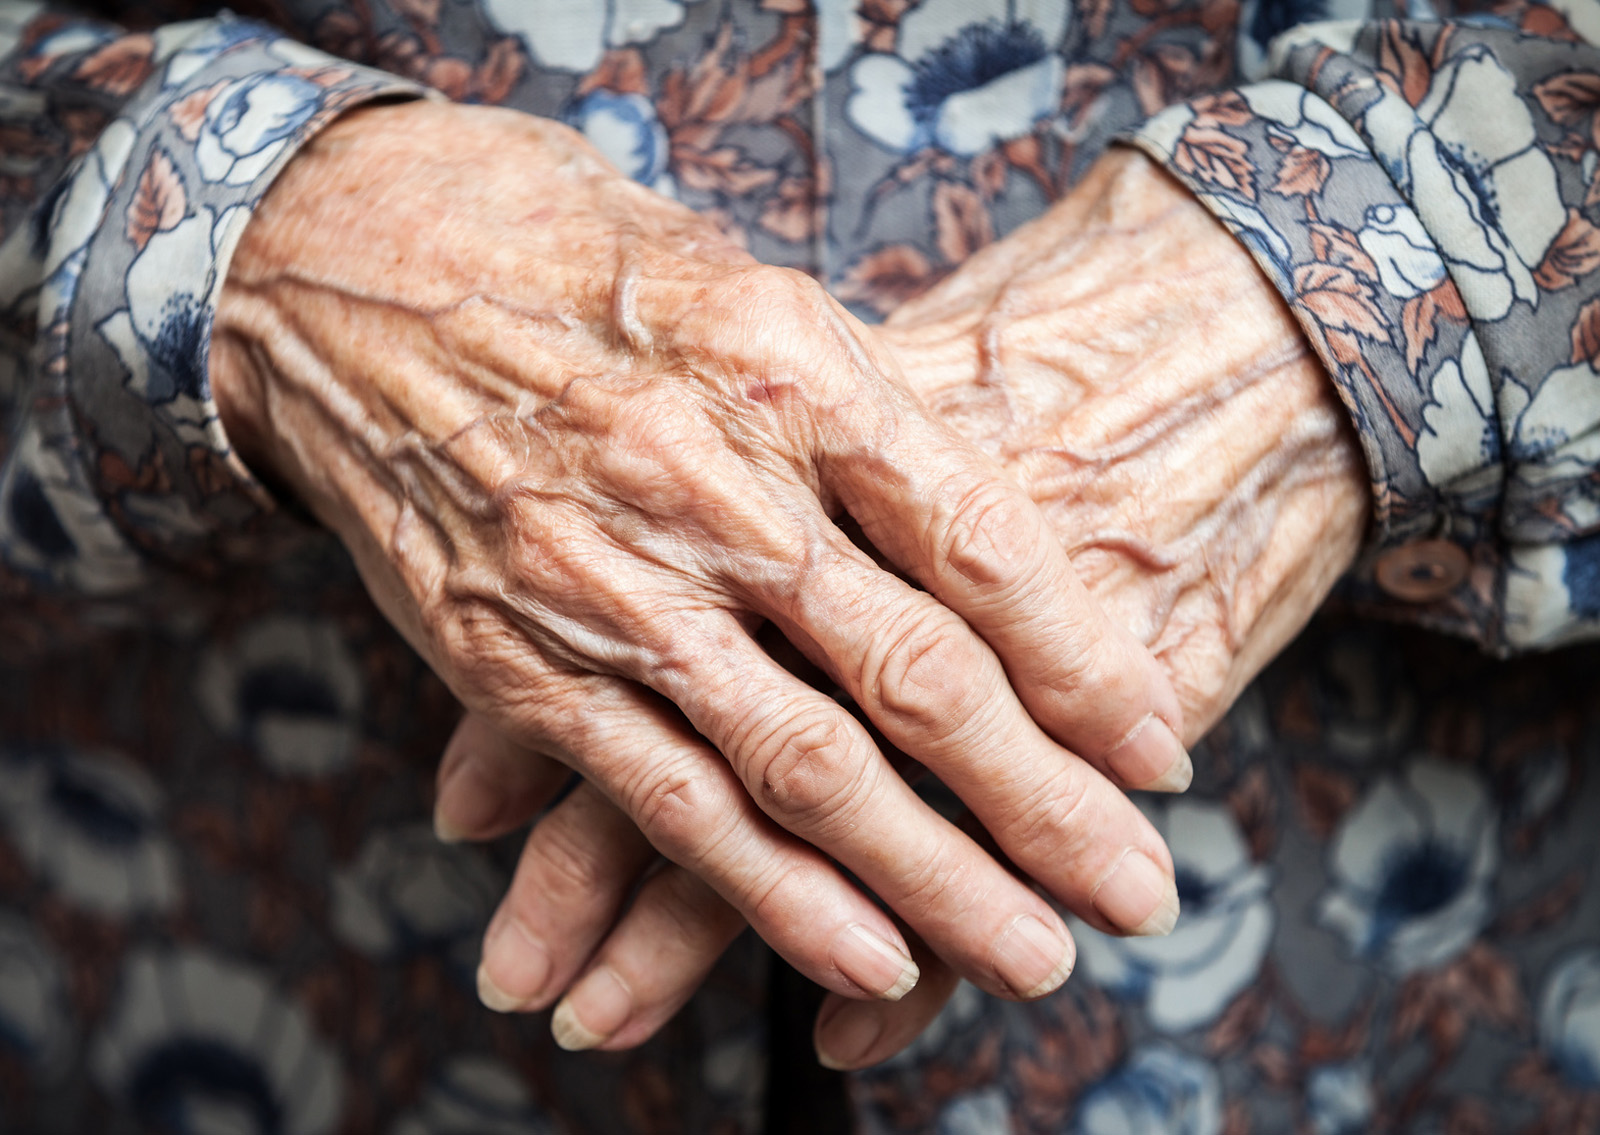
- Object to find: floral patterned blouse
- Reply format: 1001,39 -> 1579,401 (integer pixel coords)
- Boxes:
1,0 -> 1600,1132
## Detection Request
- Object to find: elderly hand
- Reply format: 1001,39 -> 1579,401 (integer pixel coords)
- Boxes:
209,102 -> 1191,1026
437,146 -> 1370,1060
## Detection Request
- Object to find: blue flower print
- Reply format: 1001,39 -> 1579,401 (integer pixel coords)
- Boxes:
92,949 -> 341,1135
568,90 -> 674,195
196,616 -> 365,777
1074,1045 -> 1223,1135
0,745 -> 180,917
1317,758 -> 1497,974
1073,799 -> 1273,1033
846,0 -> 1070,156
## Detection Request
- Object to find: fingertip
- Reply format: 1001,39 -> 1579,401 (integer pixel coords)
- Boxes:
1091,848 -> 1181,938
1104,714 -> 1193,794
814,999 -> 887,1071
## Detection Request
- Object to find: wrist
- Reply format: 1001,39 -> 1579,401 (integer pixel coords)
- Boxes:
885,148 -> 1368,735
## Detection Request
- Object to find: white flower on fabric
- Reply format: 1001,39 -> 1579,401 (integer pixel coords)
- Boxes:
34,119 -> 136,288
0,419 -> 146,591
92,948 -> 342,1135
816,0 -> 863,73
481,0 -> 703,74
332,825 -> 501,971
1381,45 -> 1565,321
391,1056 -> 557,1135
1074,1045 -> 1223,1135
1306,1062 -> 1375,1135
1317,757 -> 1497,975
1516,361 -> 1600,465
0,746 -> 180,917
0,913 -> 73,1076
845,0 -> 1070,156
195,72 -> 323,186
568,90 -> 674,196
1074,799 -> 1273,1034
196,616 -> 364,777
1416,336 -> 1504,496
1238,82 -> 1367,160
1358,203 -> 1447,300
937,1088 -> 1014,1135
1538,949 -> 1600,1088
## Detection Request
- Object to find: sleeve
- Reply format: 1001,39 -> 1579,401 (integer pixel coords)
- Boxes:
1124,7 -> 1600,654
0,2 -> 425,621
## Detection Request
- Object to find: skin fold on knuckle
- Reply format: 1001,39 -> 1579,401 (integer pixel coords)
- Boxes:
740,704 -> 874,833
861,610 -> 993,746
935,477 -> 1051,594
621,757 -> 730,865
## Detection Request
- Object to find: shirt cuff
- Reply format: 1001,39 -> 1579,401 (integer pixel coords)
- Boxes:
1125,80 -> 1506,647
48,16 -> 426,584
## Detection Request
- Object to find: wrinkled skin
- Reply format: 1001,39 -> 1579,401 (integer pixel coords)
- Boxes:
431,146 -> 1370,1063
211,102 -> 1197,1043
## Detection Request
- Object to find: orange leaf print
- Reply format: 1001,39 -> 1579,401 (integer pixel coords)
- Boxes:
835,245 -> 939,315
1533,208 -> 1600,289
579,49 -> 649,97
673,146 -> 777,194
125,149 -> 186,252
473,37 -> 526,104
1271,145 -> 1330,198
1533,69 -> 1600,126
1568,297 -> 1600,366
1190,89 -> 1252,128
1173,124 -> 1256,199
933,181 -> 993,265
72,33 -> 154,98
1295,263 -> 1391,343
1400,281 -> 1466,377
1307,221 -> 1381,281
758,178 -> 815,243
1376,22 -> 1433,108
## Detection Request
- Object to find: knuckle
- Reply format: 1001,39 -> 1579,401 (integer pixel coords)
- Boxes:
863,610 -> 992,742
939,479 -> 1048,592
626,758 -> 723,861
740,704 -> 871,828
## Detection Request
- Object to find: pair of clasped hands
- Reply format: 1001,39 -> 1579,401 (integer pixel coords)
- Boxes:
210,102 -> 1369,1068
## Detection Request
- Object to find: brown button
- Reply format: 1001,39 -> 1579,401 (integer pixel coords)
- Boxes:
1374,539 -> 1470,602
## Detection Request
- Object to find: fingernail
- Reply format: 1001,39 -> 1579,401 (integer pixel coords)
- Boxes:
552,967 -> 633,1051
477,966 -> 523,1013
830,924 -> 919,1001
816,1003 -> 886,1071
992,914 -> 1075,999
1093,848 -> 1181,936
477,913 -> 552,1012
1106,715 -> 1192,793
434,755 -> 502,843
